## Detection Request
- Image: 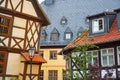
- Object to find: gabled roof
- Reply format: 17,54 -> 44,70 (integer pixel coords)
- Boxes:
63,18 -> 120,51
31,0 -> 50,26
22,52 -> 47,63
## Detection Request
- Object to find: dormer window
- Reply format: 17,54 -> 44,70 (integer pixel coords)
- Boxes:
50,28 -> 59,41
41,29 -> 47,41
64,27 -> 73,40
44,0 -> 54,5
60,16 -> 67,25
65,33 -> 71,39
92,18 -> 104,33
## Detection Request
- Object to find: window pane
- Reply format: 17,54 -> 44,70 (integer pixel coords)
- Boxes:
93,51 -> 98,56
51,33 -> 58,40
0,15 -> 11,36
40,70 -> 44,80
118,47 -> 120,53
108,49 -> 113,54
5,19 -> 10,26
109,55 -> 114,65
99,19 -> 103,30
65,33 -> 71,39
93,57 -> 98,65
102,49 -> 107,55
102,56 -> 107,66
3,27 -> 8,34
50,51 -> 57,59
0,65 -> 3,73
0,26 -> 3,33
0,17 -> 4,24
93,20 -> 99,32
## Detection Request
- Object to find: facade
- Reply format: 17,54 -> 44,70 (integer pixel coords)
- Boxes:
0,0 -> 50,80
40,47 -> 66,80
40,0 -> 120,80
61,8 -> 120,79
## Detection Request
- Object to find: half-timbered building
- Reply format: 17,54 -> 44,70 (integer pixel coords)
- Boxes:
0,0 -> 50,80
60,8 -> 120,79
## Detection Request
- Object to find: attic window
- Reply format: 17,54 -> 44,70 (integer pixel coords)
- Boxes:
41,30 -> 47,41
44,0 -> 54,5
92,18 -> 104,33
64,27 -> 73,40
50,28 -> 59,41
60,16 -> 67,25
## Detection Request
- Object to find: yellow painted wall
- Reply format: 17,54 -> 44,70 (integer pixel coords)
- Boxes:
40,48 -> 66,80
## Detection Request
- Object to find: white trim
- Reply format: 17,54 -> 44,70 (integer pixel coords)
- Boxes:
117,46 -> 120,65
101,48 -> 114,67
92,18 -> 104,33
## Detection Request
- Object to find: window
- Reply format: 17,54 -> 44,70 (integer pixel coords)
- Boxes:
92,18 -> 104,33
117,46 -> 120,65
65,33 -> 71,40
87,50 -> 98,66
48,70 -> 58,80
50,51 -> 57,60
101,48 -> 114,66
51,33 -> 59,41
44,0 -> 54,5
0,15 -> 12,36
64,27 -> 73,40
0,51 -> 7,75
63,70 -> 70,80
60,16 -> 67,25
41,30 -> 47,41
39,51 -> 44,57
50,28 -> 59,41
40,70 -> 44,80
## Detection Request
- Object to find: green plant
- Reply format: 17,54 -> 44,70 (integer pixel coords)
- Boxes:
65,31 -> 98,80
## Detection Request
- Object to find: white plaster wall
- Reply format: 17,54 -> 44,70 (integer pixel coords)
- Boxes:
23,0 -> 37,17
6,53 -> 21,75
12,27 -> 25,38
13,17 -> 27,28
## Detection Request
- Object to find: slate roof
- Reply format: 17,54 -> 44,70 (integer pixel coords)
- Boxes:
63,18 -> 120,51
40,0 -> 120,46
22,53 -> 47,63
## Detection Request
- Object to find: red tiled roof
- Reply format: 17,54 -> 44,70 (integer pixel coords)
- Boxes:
22,53 -> 47,63
64,19 -> 120,50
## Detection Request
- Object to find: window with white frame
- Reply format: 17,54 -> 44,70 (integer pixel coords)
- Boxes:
87,50 -> 98,66
65,33 -> 71,40
117,46 -> 120,65
101,48 -> 114,66
92,18 -> 104,33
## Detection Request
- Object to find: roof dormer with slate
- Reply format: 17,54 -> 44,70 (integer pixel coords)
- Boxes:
87,11 -> 116,36
114,8 -> 120,30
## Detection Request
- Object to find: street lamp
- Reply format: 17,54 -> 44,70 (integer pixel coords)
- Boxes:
29,45 -> 35,80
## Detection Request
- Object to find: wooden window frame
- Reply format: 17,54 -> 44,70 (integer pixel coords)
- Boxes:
0,14 -> 12,36
48,70 -> 58,80
0,51 -> 8,76
40,70 -> 44,80
50,51 -> 57,60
